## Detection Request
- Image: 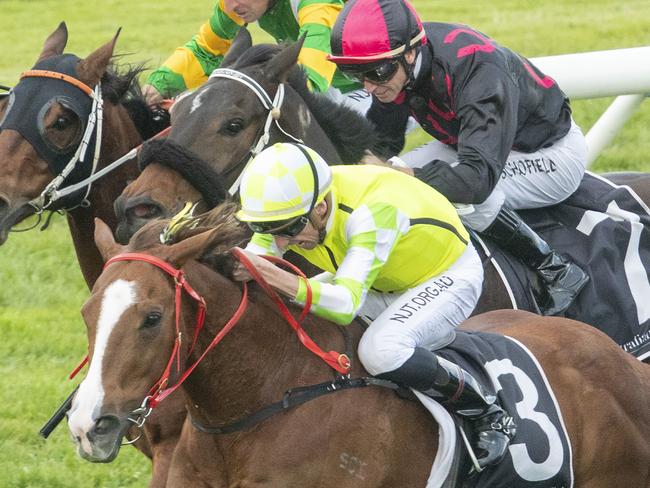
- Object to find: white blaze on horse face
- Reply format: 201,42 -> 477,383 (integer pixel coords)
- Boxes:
190,85 -> 211,114
68,279 -> 137,452
298,104 -> 312,134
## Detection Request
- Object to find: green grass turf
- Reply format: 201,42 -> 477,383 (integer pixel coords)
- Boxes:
0,1 -> 648,485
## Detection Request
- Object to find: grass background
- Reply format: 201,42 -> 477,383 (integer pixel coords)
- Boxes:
0,0 -> 648,486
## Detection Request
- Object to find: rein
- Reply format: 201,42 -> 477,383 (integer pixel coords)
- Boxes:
207,68 -> 304,195
67,248 -> 351,432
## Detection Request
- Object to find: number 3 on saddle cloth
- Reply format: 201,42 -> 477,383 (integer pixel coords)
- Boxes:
473,171 -> 650,360
433,331 -> 574,487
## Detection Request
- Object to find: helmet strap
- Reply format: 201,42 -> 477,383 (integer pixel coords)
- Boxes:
399,50 -> 419,90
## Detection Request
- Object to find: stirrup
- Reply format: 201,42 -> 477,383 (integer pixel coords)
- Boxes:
459,407 -> 517,473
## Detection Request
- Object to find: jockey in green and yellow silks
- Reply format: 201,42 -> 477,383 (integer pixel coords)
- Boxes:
232,142 -> 517,469
144,0 -> 358,103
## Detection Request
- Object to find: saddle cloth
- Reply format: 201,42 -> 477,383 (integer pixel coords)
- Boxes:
475,171 -> 650,360
428,330 -> 574,488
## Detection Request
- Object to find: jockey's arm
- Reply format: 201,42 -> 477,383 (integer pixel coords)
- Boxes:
238,203 -> 408,325
294,0 -> 343,92
411,64 -> 518,204
146,1 -> 242,99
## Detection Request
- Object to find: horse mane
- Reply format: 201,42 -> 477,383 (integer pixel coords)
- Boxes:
128,202 -> 250,268
100,59 -> 169,139
139,139 -> 227,208
234,44 -> 378,164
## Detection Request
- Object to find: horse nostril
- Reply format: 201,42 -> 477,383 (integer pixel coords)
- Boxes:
128,202 -> 163,220
93,415 -> 120,436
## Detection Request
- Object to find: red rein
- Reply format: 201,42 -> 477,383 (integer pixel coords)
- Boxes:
70,249 -> 350,410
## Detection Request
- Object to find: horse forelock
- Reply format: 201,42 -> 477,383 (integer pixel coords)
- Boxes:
128,202 -> 249,256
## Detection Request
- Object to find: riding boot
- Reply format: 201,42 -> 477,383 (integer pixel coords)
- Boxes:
481,207 -> 589,315
377,348 -> 516,469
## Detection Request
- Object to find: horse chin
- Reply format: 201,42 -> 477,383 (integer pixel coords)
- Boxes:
76,439 -> 123,464
72,417 -> 129,464
0,201 -> 36,245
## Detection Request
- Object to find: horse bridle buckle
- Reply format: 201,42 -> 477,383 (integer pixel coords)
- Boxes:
128,396 -> 154,428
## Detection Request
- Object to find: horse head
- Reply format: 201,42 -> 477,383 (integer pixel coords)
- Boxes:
0,22 -> 123,243
67,212 -> 239,462
113,139 -> 227,244
115,27 -> 377,242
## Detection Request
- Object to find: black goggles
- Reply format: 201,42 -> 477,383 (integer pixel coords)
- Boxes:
247,215 -> 310,238
344,58 -> 401,84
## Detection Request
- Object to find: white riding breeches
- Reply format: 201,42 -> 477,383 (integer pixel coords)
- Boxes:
399,119 -> 588,231
357,244 -> 483,377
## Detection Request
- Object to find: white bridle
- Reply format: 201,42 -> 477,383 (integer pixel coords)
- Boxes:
208,68 -> 303,195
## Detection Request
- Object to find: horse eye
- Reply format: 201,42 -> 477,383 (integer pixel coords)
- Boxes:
220,119 -> 244,136
140,311 -> 162,329
52,116 -> 71,131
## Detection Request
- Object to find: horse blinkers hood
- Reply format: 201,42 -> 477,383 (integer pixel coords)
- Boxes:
0,54 -> 97,189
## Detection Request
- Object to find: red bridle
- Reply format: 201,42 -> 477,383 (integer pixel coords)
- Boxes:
71,248 -> 350,411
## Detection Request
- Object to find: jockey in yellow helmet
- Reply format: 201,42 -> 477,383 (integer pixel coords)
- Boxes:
233,142 -> 517,469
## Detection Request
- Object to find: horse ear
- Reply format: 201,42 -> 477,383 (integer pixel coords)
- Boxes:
164,228 -> 222,268
94,218 -> 125,262
264,35 -> 305,82
221,27 -> 253,68
36,22 -> 69,64
75,28 -> 121,87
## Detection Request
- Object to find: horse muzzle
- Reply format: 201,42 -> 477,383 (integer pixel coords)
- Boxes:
0,195 -> 36,245
68,413 -> 129,463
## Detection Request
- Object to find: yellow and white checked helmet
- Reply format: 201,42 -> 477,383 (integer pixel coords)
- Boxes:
237,143 -> 332,223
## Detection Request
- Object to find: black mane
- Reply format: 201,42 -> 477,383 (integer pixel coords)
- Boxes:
101,61 -> 170,140
234,44 -> 378,164
139,139 -> 227,208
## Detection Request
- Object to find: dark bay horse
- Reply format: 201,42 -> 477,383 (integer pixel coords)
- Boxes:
114,28 -> 378,242
0,23 -> 184,487
68,209 -> 650,486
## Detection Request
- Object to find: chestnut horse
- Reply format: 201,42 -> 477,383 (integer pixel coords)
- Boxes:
0,23 -> 184,487
68,208 -> 650,486
114,28 -> 378,242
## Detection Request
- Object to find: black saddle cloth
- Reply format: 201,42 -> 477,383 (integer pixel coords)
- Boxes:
475,171 -> 650,359
437,331 -> 574,487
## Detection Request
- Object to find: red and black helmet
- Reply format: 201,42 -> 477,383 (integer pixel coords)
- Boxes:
328,0 -> 426,66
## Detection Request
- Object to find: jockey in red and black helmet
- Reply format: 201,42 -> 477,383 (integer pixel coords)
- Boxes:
328,0 -> 590,323
328,0 -> 425,89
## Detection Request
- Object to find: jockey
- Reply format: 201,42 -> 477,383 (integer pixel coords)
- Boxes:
142,0 -> 370,113
327,0 -> 590,316
233,142 -> 517,469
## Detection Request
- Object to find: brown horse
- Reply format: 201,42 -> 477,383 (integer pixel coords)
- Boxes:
0,23 -> 185,487
114,28 -> 378,242
68,208 -> 650,486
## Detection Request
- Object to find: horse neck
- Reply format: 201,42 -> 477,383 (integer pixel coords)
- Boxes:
67,101 -> 142,287
275,86 -> 341,163
180,264 -> 351,427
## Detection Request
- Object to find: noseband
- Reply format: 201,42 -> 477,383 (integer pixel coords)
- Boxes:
207,68 -> 304,195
